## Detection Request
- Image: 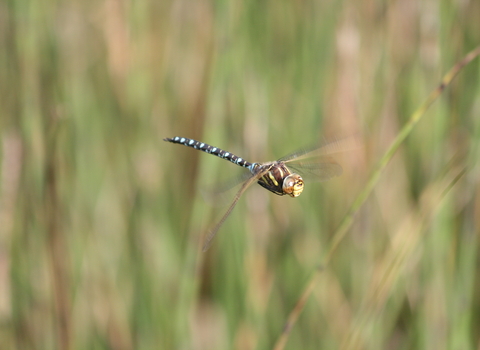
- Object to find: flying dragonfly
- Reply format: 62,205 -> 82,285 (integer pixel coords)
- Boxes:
164,136 -> 352,251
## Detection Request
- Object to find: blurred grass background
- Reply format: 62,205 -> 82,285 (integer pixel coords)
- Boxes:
1,0 -> 480,349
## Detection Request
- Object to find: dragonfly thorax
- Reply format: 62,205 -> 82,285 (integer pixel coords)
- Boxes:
252,162 -> 305,197
282,173 -> 304,197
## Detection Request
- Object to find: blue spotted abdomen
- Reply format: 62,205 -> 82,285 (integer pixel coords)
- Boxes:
163,136 -> 252,169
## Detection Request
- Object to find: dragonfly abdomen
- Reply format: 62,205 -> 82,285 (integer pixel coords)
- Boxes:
164,136 -> 252,168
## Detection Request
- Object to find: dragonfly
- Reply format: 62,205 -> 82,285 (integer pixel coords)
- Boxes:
164,136 -> 351,251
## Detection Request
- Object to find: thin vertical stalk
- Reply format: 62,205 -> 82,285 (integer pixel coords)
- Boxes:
273,45 -> 480,350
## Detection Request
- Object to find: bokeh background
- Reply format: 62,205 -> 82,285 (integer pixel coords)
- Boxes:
1,0 -> 480,349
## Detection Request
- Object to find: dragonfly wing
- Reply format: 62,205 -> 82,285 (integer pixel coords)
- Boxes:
200,171 -> 253,206
279,135 -> 359,162
202,167 -> 270,252
287,158 -> 343,182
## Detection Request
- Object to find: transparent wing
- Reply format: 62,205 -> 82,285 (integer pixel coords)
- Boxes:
279,135 -> 358,163
287,157 -> 343,182
202,166 -> 271,252
200,171 -> 253,206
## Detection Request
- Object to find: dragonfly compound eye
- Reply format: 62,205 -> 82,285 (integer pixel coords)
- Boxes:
282,174 -> 304,197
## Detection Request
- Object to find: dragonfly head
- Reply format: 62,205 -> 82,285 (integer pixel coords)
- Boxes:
282,173 -> 304,197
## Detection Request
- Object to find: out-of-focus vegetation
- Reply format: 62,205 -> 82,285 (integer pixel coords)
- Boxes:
1,0 -> 479,349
